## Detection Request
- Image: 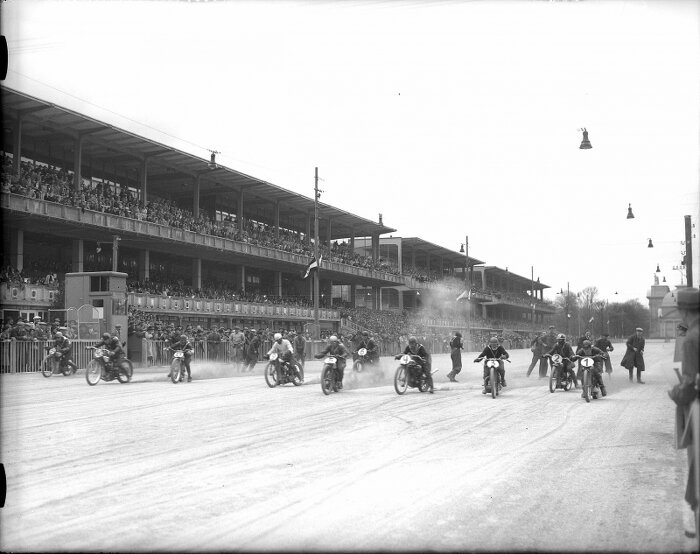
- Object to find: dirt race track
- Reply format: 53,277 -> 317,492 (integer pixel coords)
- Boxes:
0,340 -> 695,552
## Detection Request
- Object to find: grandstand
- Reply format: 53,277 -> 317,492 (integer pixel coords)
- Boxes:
1,86 -> 555,355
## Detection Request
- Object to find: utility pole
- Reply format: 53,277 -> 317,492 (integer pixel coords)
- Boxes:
112,235 -> 120,273
685,215 -> 694,287
465,235 -> 470,351
313,167 -> 320,339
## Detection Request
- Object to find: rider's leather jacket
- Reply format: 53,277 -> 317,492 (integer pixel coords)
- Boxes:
400,343 -> 431,369
53,336 -> 73,358
316,342 -> 350,360
94,337 -> 124,360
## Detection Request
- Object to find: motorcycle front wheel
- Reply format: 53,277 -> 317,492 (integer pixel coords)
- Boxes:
85,360 -> 102,386
321,365 -> 334,395
582,369 -> 591,403
353,361 -> 363,373
292,364 -> 304,386
394,366 -> 408,395
490,366 -> 497,399
170,359 -> 182,384
549,367 -> 557,393
264,363 -> 278,388
41,356 -> 56,378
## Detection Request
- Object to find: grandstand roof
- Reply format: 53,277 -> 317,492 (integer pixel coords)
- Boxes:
480,266 -> 549,290
400,237 -> 484,267
1,87 -> 396,240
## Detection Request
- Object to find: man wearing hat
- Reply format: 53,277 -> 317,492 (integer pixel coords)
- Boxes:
667,288 -> 700,539
594,332 -> 615,375
230,327 -> 245,370
621,327 -> 646,383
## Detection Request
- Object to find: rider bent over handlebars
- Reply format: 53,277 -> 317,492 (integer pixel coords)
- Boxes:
314,336 -> 350,389
575,340 -> 607,397
474,337 -> 509,389
543,334 -> 579,388
92,332 -> 125,365
394,336 -> 433,393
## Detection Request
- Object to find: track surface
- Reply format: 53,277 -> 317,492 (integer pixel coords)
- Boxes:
0,341 -> 694,552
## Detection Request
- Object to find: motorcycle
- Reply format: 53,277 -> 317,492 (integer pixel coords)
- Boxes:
264,352 -> 304,388
474,357 -> 510,398
543,354 -> 575,393
84,346 -> 133,386
393,354 -> 435,395
348,347 -> 382,387
320,355 -> 346,395
167,348 -> 189,383
41,347 -> 75,377
576,354 -> 605,403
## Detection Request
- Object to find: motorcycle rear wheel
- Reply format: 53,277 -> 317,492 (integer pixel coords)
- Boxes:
264,362 -> 278,388
321,366 -> 334,395
117,362 -> 132,383
394,366 -> 408,395
583,369 -> 591,403
292,364 -> 304,386
490,366 -> 497,399
170,359 -> 182,384
41,356 -> 56,378
85,360 -> 102,386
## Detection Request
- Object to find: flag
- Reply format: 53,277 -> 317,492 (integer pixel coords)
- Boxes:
303,255 -> 322,279
456,290 -> 470,301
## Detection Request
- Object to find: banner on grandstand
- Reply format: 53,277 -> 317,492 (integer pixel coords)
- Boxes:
303,255 -> 322,279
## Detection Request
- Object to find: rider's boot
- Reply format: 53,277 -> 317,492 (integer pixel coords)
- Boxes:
600,385 -> 607,397
446,371 -> 454,382
628,369 -> 633,382
636,369 -> 645,384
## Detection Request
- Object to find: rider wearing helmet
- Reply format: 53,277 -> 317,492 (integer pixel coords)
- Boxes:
266,332 -> 294,364
575,339 -> 607,397
175,334 -> 194,382
544,333 -> 579,388
315,335 -> 351,389
474,336 -> 509,390
93,332 -> 125,364
51,330 -> 78,374
395,336 -> 434,393
354,330 -> 379,364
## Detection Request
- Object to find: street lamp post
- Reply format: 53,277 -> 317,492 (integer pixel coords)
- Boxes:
313,167 -> 320,339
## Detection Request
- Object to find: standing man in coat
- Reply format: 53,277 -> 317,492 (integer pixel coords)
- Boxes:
667,288 -> 700,540
621,327 -> 646,383
594,332 -> 615,375
447,331 -> 464,382
526,331 -> 548,377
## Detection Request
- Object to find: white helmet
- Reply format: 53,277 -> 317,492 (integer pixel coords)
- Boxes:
274,333 -> 282,341
329,335 -> 338,342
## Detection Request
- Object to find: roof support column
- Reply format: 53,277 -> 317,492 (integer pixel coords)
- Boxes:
350,228 -> 355,252
13,117 -> 22,175
274,202 -> 280,241
192,258 -> 202,291
371,234 -> 379,262
10,229 -> 24,272
237,192 -> 244,233
274,271 -> 282,297
73,135 -> 83,191
140,158 -> 148,207
72,239 -> 84,273
138,249 -> 150,282
327,218 -> 332,249
193,175 -> 200,218
306,214 -> 311,245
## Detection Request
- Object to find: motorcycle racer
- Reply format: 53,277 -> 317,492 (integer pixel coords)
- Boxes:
50,331 -> 78,374
315,335 -> 350,389
544,333 -> 579,388
92,332 -> 125,365
575,339 -> 606,397
474,337 -> 509,391
354,330 -> 379,364
394,336 -> 433,393
266,332 -> 295,365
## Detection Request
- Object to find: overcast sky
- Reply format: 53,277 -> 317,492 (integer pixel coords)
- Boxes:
2,0 -> 699,304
